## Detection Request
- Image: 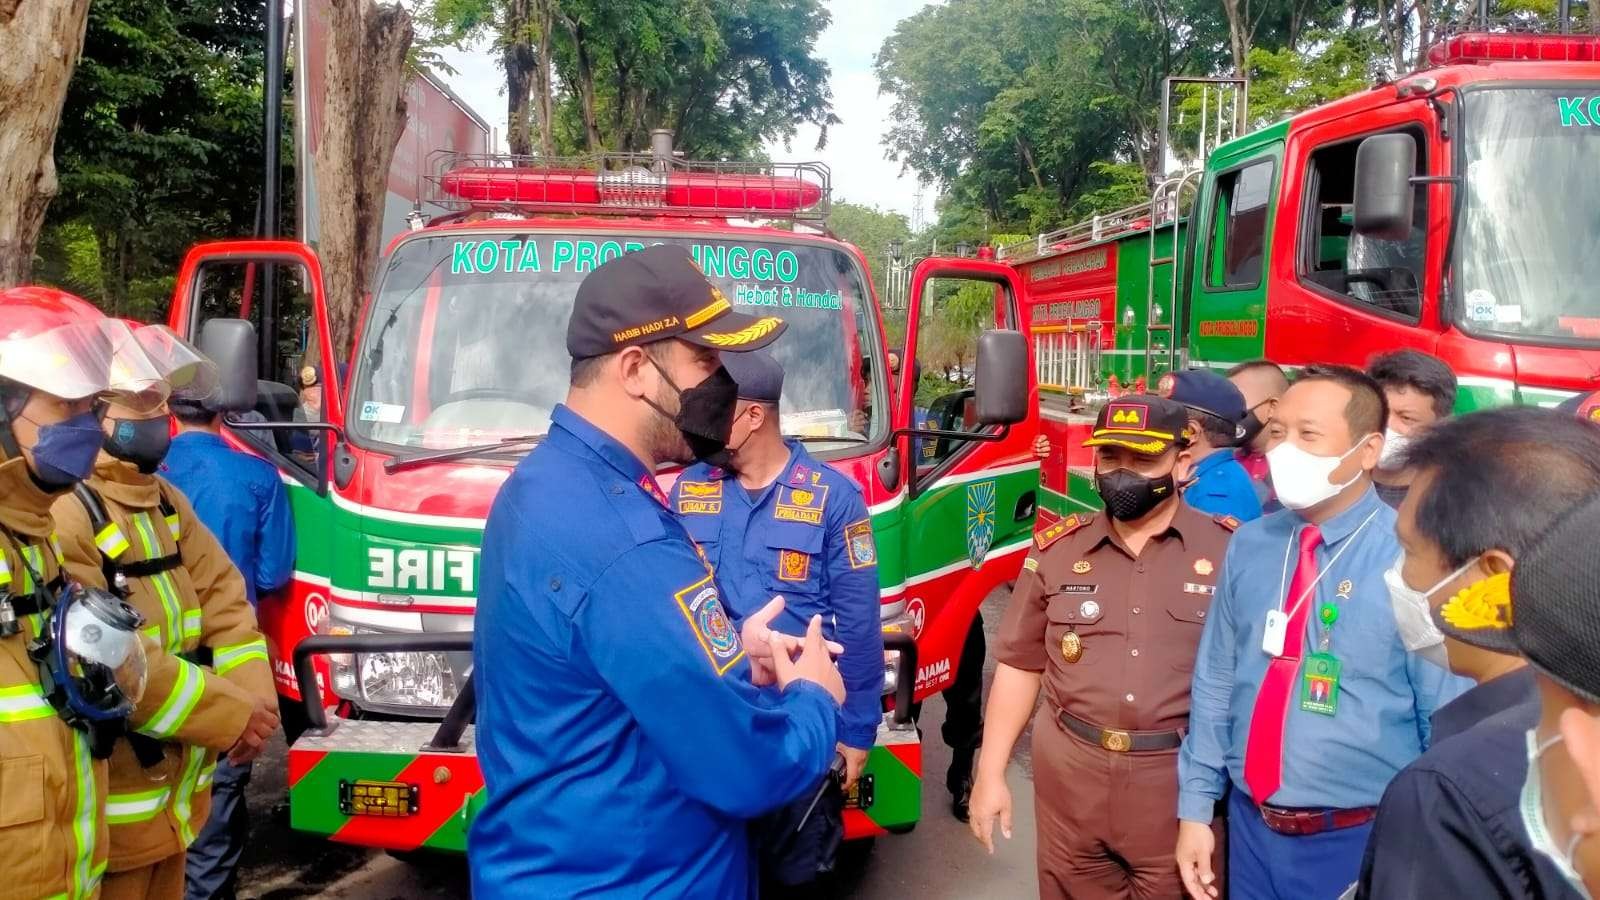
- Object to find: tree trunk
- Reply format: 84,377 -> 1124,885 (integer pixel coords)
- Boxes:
0,0 -> 93,286
316,0 -> 412,359
503,0 -> 535,156
1222,0 -> 1250,77
559,13 -> 603,153
532,0 -> 555,156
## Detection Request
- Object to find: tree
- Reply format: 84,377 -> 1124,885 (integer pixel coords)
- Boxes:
317,0 -> 414,354
432,0 -> 837,159
825,201 -> 911,300
0,0 -> 95,285
43,0 -> 271,315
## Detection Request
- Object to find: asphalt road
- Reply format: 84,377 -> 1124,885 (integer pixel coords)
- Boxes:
237,587 -> 1038,899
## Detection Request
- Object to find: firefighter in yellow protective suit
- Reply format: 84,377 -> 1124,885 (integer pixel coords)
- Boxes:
0,287 -> 169,899
51,325 -> 278,900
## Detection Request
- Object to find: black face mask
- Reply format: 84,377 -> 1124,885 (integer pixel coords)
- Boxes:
1238,410 -> 1266,448
646,359 -> 740,464
103,416 -> 172,475
1095,467 -> 1176,522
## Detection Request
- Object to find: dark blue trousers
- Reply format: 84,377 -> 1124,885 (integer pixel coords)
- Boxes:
184,759 -> 251,900
1228,788 -> 1372,900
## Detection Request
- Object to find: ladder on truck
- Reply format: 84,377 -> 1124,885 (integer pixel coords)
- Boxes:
1146,76 -> 1247,377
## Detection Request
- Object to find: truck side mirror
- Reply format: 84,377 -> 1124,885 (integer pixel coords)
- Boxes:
196,318 -> 259,413
974,329 -> 1028,426
1353,133 -> 1416,240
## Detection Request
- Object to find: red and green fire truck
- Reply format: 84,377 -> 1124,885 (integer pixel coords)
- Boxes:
165,142 -> 1036,853
1003,30 -> 1600,520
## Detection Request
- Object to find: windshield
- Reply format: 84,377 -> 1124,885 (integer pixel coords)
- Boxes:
1458,87 -> 1600,341
350,232 -> 887,454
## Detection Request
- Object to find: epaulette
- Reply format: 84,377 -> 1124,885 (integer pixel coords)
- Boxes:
1035,513 -> 1092,551
1214,514 -> 1242,532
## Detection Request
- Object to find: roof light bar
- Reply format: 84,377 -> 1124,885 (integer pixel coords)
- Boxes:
1427,31 -> 1600,66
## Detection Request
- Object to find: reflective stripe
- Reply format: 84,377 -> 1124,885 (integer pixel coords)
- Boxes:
197,760 -> 217,790
69,731 -> 96,898
130,513 -> 183,653
19,545 -> 43,593
0,556 -> 10,588
94,523 -> 130,560
165,513 -> 181,541
141,625 -> 161,642
174,747 -> 206,845
182,608 -> 203,641
49,533 -> 65,565
213,638 -> 269,676
0,684 -> 54,722
141,659 -> 204,739
105,785 -> 171,825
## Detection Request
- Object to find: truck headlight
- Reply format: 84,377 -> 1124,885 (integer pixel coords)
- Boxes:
326,623 -> 466,714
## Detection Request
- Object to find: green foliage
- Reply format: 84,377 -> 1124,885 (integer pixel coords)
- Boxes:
825,201 -> 911,299
1244,30 -> 1386,129
39,0 -> 278,318
429,0 -> 837,159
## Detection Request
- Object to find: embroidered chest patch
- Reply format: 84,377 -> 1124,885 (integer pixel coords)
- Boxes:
774,484 -> 829,525
677,480 -> 723,515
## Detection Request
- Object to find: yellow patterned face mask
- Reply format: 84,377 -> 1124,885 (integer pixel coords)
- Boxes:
1439,571 -> 1513,632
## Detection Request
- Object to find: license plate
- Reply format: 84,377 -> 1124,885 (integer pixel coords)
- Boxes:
843,774 -> 874,810
339,779 -> 419,818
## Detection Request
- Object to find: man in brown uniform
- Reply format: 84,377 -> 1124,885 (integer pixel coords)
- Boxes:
970,394 -> 1237,899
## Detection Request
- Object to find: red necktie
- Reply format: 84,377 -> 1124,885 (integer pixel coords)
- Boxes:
1244,523 -> 1323,805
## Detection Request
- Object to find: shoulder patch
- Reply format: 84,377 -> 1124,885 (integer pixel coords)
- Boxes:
673,573 -> 744,676
1214,514 -> 1242,532
844,518 -> 876,569
1034,513 -> 1092,551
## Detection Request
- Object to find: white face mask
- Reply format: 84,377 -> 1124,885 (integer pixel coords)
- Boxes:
1522,730 -> 1596,899
1382,551 -> 1479,668
1377,427 -> 1412,471
1265,435 -> 1376,511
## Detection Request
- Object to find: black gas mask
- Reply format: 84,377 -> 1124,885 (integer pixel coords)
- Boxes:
1095,468 -> 1177,521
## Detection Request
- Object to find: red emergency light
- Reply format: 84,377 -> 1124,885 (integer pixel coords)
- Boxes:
1427,31 -> 1600,66
439,166 -> 826,214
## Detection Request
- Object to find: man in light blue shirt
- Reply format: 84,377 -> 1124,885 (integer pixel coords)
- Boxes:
1174,365 -> 1467,900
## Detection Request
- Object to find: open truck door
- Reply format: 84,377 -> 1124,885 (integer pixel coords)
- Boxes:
167,240 -> 346,728
889,257 -> 1036,705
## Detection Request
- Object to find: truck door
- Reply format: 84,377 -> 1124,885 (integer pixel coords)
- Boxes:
167,240 -> 343,712
894,258 -> 1036,698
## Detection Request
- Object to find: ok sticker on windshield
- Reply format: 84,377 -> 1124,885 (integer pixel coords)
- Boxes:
359,401 -> 405,424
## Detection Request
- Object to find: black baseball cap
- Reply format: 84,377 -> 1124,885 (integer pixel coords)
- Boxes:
723,351 -> 783,404
1159,370 -> 1248,438
565,244 -> 787,358
1082,394 -> 1192,455
1436,488 -> 1600,698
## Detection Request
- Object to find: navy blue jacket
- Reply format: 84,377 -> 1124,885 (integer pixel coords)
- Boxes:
672,441 -> 884,749
469,406 -> 838,899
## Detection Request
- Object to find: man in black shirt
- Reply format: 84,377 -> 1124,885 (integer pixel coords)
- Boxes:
1366,350 -> 1457,510
1355,408 -> 1600,899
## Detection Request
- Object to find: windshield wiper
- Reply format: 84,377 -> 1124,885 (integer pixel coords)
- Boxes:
385,434 -> 546,473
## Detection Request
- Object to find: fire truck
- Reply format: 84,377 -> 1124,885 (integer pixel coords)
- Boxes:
1003,29 -> 1600,520
165,136 -> 1036,854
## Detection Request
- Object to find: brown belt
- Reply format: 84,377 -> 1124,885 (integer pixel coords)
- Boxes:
1054,707 -> 1184,753
1256,803 -> 1377,836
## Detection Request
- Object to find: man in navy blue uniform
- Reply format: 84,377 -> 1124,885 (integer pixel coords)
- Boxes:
163,386 -> 295,900
670,351 -> 883,889
1160,369 -> 1262,522
469,245 -> 845,900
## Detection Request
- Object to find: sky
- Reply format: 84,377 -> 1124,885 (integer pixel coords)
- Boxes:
432,0 -> 936,224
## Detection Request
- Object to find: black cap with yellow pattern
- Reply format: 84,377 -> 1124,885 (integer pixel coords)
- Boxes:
566,244 -> 787,358
1082,394 -> 1192,456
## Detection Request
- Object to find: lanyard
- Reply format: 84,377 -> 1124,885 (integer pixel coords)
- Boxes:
1273,508 -> 1380,623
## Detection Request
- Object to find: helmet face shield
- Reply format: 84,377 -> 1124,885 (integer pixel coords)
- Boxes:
132,325 -> 218,408
0,319 -> 121,402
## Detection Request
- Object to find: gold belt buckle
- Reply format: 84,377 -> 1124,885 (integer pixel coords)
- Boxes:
1100,728 -> 1133,752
